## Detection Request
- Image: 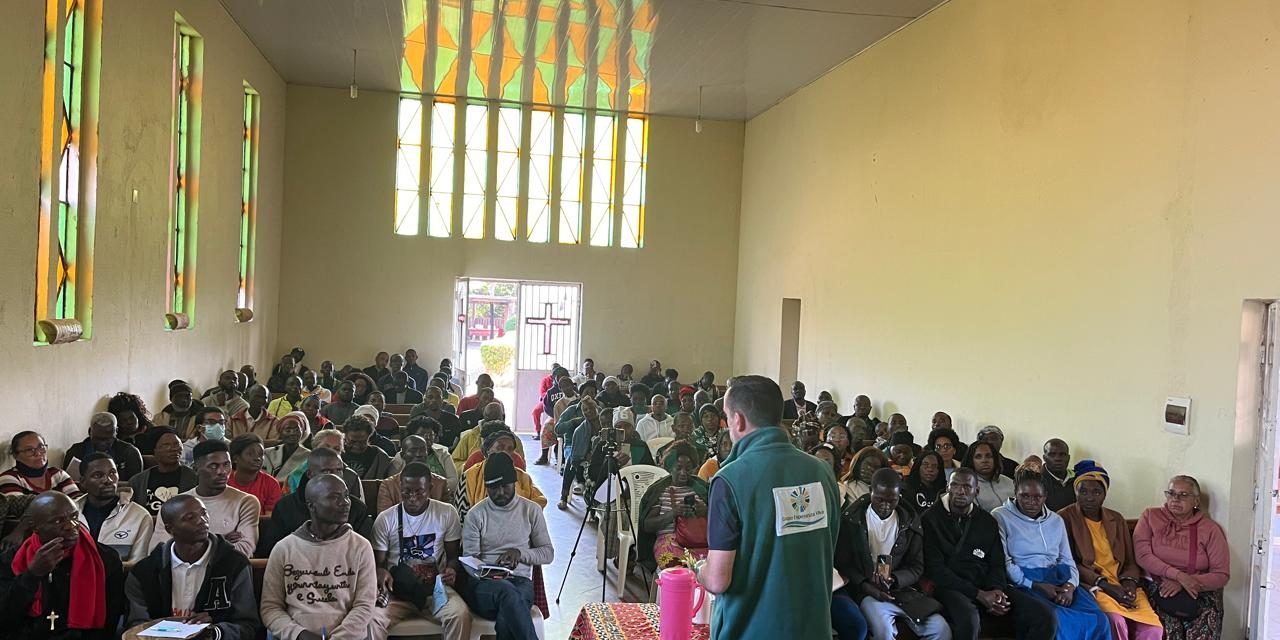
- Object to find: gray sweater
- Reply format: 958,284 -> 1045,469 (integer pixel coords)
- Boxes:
462,495 -> 554,579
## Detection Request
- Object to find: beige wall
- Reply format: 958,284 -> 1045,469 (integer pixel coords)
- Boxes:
734,0 -> 1280,631
0,0 -> 285,466
278,85 -> 742,383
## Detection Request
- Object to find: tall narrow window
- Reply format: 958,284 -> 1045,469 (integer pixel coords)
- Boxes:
620,116 -> 647,248
461,103 -> 489,239
558,112 -> 586,245
526,108 -> 554,243
167,19 -> 203,328
427,100 -> 456,238
493,106 -> 522,242
237,85 -> 260,316
588,114 -> 615,247
34,0 -> 101,344
394,97 -> 423,236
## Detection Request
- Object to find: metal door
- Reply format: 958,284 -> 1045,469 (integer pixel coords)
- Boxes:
452,277 -> 470,385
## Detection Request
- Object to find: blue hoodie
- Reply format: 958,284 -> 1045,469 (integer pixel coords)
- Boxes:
990,498 -> 1079,589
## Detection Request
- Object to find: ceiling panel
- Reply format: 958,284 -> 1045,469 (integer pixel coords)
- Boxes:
218,0 -> 947,120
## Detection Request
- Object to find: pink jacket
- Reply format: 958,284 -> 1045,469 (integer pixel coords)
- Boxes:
1133,506 -> 1230,590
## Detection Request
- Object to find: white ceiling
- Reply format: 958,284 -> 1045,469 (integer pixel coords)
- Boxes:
219,0 -> 947,120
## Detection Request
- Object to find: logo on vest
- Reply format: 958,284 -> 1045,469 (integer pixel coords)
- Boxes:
773,481 -> 828,536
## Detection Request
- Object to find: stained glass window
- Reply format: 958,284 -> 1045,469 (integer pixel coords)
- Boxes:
395,97 -> 422,235
620,116 -> 646,248
493,106 -> 522,241
559,112 -> 585,244
238,86 -> 260,311
461,103 -> 489,239
169,26 -> 200,319
35,0 -> 100,343
427,100 -> 456,238
588,114 -> 615,247
527,108 -> 554,243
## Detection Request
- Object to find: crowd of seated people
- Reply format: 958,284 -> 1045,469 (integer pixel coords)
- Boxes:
0,349 -> 1234,640
539,363 -> 1232,640
0,349 -> 559,640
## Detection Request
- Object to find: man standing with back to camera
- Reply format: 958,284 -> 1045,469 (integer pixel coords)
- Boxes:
697,375 -> 842,639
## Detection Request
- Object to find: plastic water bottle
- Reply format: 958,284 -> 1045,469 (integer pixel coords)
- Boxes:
656,567 -> 705,639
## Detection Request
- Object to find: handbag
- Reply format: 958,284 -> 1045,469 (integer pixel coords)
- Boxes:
670,487 -> 709,547
1151,518 -> 1202,619
675,515 -> 708,548
891,588 -> 944,623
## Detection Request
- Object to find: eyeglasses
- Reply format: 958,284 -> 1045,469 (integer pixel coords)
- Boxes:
935,443 -> 955,451
1164,490 -> 1197,500
16,443 -> 48,455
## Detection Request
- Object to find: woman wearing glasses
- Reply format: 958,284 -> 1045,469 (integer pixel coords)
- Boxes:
1133,475 -> 1230,640
925,427 -> 963,480
0,431 -> 81,497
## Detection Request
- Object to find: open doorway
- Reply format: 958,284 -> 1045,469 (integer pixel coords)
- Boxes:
1250,302 -> 1280,639
453,278 -> 582,434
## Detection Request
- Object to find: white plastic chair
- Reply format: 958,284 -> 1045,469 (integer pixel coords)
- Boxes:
645,437 -> 673,457
611,464 -> 669,597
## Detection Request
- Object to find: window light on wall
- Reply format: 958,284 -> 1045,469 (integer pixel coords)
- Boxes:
236,84 -> 260,322
33,0 -> 102,345
393,97 -> 647,248
166,17 -> 203,331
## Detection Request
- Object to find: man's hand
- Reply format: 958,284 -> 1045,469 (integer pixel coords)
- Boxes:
1174,571 -> 1202,598
860,581 -> 894,602
496,549 -> 521,569
184,612 -> 213,625
26,538 -> 68,577
224,531 -> 245,543
377,567 -> 394,593
976,589 -> 1009,615
1054,584 -> 1074,606
297,631 -> 323,640
440,567 -> 457,587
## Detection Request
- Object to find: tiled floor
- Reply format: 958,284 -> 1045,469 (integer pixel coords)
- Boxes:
524,436 -> 652,640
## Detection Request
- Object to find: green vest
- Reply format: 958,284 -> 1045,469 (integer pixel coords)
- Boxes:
710,427 -> 841,640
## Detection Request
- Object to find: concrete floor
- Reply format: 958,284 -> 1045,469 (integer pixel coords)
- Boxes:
524,435 -> 652,640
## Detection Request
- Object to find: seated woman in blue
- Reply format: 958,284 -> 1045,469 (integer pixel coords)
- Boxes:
992,469 -> 1110,640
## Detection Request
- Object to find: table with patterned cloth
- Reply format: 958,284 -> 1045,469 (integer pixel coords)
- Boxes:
570,602 -> 710,640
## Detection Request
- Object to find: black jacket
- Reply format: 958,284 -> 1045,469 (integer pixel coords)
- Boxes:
256,475 -> 372,557
0,539 -> 125,640
920,497 -> 1007,599
125,534 -> 260,640
835,496 -> 924,591
62,438 -> 144,481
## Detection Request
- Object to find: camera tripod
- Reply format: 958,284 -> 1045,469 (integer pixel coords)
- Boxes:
556,429 -> 625,604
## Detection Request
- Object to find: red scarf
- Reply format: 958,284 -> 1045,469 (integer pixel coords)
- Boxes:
10,527 -> 107,629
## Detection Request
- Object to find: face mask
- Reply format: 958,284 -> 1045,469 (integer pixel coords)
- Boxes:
204,422 -> 227,441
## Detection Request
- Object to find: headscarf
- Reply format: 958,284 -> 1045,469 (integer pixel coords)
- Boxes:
277,411 -> 311,442
692,403 -> 723,452
1072,459 -> 1110,492
661,442 -> 700,474
353,404 -> 380,425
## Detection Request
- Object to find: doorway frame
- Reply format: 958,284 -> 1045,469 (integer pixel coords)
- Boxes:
1249,301 -> 1280,639
454,276 -> 584,433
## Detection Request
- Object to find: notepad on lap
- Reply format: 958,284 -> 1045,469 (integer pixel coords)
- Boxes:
140,621 -> 209,639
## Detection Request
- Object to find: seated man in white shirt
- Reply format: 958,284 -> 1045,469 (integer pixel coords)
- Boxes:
74,453 -> 153,563
151,440 -> 260,558
124,495 -> 261,640
372,463 -> 472,640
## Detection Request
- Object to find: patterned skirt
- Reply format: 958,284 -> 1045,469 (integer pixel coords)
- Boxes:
1144,583 -> 1223,640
